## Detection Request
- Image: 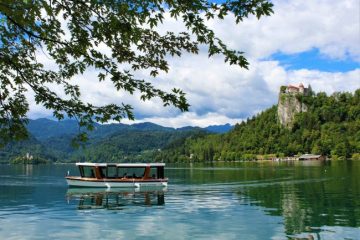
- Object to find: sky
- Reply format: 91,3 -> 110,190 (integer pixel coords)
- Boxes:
28,0 -> 360,128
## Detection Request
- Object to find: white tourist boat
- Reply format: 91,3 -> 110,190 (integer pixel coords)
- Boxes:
66,163 -> 168,188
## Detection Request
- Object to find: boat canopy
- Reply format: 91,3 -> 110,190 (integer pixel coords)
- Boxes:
73,162 -> 166,180
75,162 -> 165,167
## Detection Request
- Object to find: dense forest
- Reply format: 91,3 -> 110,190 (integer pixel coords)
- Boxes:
0,120 -> 213,164
2,90 -> 359,164
155,89 -> 360,162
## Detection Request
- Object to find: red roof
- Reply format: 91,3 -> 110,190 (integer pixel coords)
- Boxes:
287,83 -> 305,89
287,85 -> 299,89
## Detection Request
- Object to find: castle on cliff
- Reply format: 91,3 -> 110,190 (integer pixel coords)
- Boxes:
278,83 -> 310,127
282,83 -> 309,95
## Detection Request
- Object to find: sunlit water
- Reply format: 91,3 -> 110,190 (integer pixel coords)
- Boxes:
0,161 -> 359,240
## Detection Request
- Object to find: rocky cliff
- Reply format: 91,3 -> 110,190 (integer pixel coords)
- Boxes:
277,85 -> 308,128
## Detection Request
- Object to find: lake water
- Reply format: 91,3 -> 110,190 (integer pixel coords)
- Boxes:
0,161 -> 359,240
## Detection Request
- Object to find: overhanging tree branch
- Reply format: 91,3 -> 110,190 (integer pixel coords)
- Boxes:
0,0 -> 274,145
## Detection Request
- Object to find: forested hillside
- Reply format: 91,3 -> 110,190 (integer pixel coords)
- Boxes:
0,136 -> 58,163
2,90 -> 358,164
155,89 -> 360,162
0,120 -> 210,163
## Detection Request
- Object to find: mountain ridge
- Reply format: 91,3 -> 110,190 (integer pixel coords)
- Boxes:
27,118 -> 233,140
1,119 -> 233,163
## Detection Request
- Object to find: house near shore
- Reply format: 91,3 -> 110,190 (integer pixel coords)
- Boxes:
298,154 -> 326,161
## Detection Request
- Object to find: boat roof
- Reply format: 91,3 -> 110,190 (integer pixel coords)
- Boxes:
76,162 -> 165,167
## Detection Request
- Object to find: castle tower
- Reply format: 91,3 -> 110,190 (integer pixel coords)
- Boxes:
299,83 -> 305,94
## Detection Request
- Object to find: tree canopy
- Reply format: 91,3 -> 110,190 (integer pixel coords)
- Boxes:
0,119 -> 206,164
0,0 -> 273,145
156,89 -> 360,162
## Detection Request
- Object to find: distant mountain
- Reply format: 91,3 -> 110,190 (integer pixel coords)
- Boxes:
1,118 -> 218,163
27,118 -> 83,140
72,129 -> 203,163
27,119 -> 175,142
0,118 -> 236,163
204,123 -> 233,133
176,124 -> 234,133
27,119 -> 233,140
176,126 -> 203,131
131,122 -> 174,132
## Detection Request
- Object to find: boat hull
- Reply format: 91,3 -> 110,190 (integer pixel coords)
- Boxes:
66,177 -> 168,188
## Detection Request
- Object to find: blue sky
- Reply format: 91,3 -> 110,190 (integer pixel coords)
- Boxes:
268,49 -> 360,72
28,0 -> 360,127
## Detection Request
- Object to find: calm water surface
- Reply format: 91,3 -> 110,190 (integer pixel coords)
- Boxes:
0,161 -> 359,240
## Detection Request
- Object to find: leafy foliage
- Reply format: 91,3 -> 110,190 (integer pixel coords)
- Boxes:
0,0 -> 273,145
157,89 -> 360,161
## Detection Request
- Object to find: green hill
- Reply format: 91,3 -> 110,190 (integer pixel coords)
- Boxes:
155,89 -> 360,162
2,90 -> 358,164
69,129 -> 205,163
0,120 -> 208,163
0,136 -> 57,163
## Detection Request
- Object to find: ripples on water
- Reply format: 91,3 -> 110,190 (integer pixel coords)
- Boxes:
0,162 -> 359,240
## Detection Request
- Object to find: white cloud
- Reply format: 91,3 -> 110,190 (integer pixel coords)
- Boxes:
209,0 -> 360,61
285,68 -> 360,94
27,0 -> 360,127
121,112 -> 244,128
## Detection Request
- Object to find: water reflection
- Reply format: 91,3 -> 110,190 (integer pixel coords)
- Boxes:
235,161 -> 360,239
23,164 -> 34,176
66,188 -> 166,210
0,162 -> 359,239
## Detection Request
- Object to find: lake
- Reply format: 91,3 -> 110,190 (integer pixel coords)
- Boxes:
0,161 -> 359,240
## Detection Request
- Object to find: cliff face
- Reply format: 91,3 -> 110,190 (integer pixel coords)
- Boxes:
277,91 -> 307,128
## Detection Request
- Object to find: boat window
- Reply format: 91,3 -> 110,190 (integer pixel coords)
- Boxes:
82,166 -> 96,178
157,166 -> 164,179
118,167 -> 145,178
79,166 -> 84,177
107,166 -> 117,178
150,167 -> 158,178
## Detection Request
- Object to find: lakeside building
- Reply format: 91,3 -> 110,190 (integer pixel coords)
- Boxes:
298,154 -> 326,161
